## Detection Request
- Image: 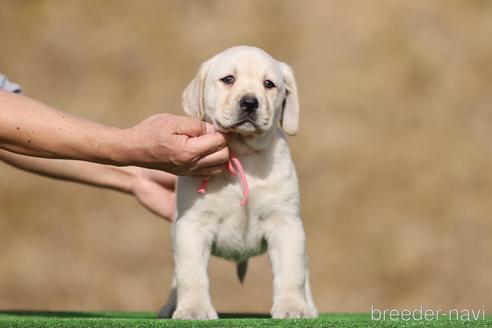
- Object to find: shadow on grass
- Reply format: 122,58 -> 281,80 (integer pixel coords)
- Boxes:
0,311 -> 271,319
218,313 -> 270,319
0,311 -> 153,319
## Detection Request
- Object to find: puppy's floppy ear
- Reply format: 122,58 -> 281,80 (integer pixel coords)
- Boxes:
279,62 -> 299,136
182,59 -> 213,119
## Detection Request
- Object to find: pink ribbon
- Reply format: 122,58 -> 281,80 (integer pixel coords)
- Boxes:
197,152 -> 249,206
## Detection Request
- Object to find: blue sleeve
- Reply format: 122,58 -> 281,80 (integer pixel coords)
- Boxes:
0,74 -> 22,93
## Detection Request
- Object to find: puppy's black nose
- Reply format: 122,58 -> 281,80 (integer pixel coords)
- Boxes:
239,95 -> 259,113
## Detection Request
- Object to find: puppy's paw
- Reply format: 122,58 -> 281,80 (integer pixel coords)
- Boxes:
172,306 -> 218,320
271,299 -> 317,319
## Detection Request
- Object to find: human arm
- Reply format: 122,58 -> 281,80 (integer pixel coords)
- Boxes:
0,149 -> 176,221
0,90 -> 229,175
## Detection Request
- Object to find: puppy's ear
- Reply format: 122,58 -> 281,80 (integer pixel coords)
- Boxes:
182,59 -> 213,119
279,62 -> 299,136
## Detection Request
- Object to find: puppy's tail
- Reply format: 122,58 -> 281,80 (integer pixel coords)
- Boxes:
236,261 -> 248,284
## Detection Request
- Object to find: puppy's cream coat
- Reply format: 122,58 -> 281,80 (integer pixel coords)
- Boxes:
160,46 -> 318,320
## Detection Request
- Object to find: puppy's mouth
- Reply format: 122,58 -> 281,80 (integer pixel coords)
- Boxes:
215,118 -> 263,134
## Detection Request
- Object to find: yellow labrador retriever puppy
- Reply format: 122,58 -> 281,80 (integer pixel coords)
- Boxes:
160,46 -> 318,320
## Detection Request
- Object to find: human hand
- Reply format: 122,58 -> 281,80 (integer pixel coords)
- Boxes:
120,113 -> 230,175
129,167 -> 177,221
0,148 -> 177,221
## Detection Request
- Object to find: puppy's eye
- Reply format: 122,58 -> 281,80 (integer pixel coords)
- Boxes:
264,80 -> 276,89
220,75 -> 235,85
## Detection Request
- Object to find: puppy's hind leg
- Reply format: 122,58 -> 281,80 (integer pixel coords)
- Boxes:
158,275 -> 177,318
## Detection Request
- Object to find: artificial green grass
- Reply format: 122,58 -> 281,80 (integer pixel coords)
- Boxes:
0,311 -> 491,328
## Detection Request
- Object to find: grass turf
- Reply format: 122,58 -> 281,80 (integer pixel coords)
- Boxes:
0,311 -> 491,328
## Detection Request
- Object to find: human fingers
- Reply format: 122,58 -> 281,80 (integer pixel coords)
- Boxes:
186,132 -> 230,157
192,164 -> 225,176
193,147 -> 229,170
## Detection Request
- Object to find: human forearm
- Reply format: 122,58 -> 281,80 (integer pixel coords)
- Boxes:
0,149 -> 176,220
0,90 -> 129,165
0,149 -> 133,193
0,90 -> 230,174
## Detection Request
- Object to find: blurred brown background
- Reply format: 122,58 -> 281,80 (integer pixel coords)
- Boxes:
1,0 -> 492,314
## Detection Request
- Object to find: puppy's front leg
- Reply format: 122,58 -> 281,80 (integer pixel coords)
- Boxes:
266,219 -> 317,318
172,219 -> 217,320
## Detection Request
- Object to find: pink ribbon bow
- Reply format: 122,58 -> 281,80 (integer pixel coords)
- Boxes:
197,152 -> 250,207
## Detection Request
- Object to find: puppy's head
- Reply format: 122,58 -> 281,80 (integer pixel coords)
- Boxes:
183,46 -> 299,136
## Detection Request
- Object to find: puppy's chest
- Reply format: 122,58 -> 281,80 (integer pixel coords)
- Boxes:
209,154 -> 297,262
212,208 -> 267,262
212,152 -> 293,219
